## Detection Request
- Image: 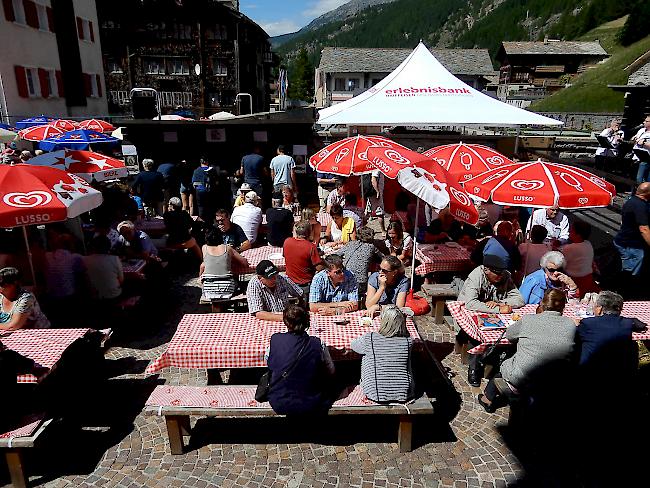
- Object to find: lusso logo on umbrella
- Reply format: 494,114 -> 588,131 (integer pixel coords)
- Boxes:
3,191 -> 52,208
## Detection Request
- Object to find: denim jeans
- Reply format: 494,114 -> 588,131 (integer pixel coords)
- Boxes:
614,242 -> 644,276
636,161 -> 649,184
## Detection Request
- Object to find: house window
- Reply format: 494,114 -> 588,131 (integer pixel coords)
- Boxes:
145,58 -> 165,75
168,58 -> 189,75
25,68 -> 39,97
107,59 -> 123,74
12,0 -> 25,24
36,2 -> 48,30
207,24 -> 227,40
171,23 -> 192,39
82,19 -> 91,40
90,75 -> 99,97
47,69 -> 58,97
347,78 -> 359,91
211,58 -> 227,76
334,78 -> 345,91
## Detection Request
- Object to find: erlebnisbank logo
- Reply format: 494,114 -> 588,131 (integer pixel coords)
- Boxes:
383,86 -> 472,97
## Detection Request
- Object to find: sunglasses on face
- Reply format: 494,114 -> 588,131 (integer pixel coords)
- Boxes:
486,267 -> 505,275
379,267 -> 394,273
546,266 -> 563,274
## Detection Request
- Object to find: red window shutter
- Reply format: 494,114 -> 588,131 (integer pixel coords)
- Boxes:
83,73 -> 91,97
95,74 -> 102,97
46,6 -> 54,32
14,66 -> 28,98
2,0 -> 15,22
55,70 -> 64,97
76,16 -> 84,39
38,68 -> 49,98
89,21 -> 94,42
23,0 -> 38,28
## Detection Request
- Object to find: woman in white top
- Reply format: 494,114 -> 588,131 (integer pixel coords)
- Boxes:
385,220 -> 413,264
561,221 -> 598,297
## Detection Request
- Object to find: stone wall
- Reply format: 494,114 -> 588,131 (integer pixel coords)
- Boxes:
539,112 -> 621,132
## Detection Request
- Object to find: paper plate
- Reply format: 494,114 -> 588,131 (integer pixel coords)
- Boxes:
444,242 -> 460,248
268,253 -> 284,260
400,307 -> 415,317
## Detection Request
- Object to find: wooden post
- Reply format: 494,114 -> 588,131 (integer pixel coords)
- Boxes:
434,300 -> 445,325
397,416 -> 413,453
6,449 -> 27,488
165,416 -> 186,455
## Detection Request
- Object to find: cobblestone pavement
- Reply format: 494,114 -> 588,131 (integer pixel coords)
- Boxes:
4,258 -> 644,487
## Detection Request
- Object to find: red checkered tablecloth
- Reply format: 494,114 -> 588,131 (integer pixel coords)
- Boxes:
414,244 -> 473,276
447,301 -> 650,354
0,328 -> 91,383
233,246 -> 285,275
123,259 -> 146,275
145,311 -> 420,374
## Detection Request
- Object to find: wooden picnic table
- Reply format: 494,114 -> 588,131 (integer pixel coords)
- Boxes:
414,243 -> 473,276
145,311 -> 420,374
447,301 -> 650,355
0,328 -> 93,383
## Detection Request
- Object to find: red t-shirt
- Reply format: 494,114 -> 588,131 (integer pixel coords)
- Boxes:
283,237 -> 322,285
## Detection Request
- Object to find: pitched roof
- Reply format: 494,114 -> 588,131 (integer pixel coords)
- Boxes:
501,41 -> 607,56
318,47 -> 496,76
629,61 -> 650,86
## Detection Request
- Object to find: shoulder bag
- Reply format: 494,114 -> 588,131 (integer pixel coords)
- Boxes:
255,338 -> 308,402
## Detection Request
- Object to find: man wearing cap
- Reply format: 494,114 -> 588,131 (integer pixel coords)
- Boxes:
247,260 -> 304,322
231,191 -> 263,244
234,183 -> 253,207
458,254 -> 525,387
458,255 -> 524,314
308,254 -> 359,315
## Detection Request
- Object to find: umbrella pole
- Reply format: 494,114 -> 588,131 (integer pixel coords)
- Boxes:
22,226 -> 37,286
410,198 -> 420,290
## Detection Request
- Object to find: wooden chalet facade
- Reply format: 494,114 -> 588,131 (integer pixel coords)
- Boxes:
97,0 -> 277,117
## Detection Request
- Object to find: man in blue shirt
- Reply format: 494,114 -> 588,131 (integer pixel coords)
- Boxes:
240,146 -> 265,197
309,254 -> 358,314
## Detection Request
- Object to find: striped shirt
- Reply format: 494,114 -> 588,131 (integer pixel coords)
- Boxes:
247,274 -> 303,315
351,332 -> 414,403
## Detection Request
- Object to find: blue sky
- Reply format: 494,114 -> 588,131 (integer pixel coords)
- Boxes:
240,0 -> 349,37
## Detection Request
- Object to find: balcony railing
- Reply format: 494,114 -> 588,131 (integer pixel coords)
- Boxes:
159,91 -> 192,107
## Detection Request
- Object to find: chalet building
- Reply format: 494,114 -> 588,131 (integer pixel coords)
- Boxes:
0,0 -> 107,124
610,55 -> 650,137
496,40 -> 608,108
97,0 -> 277,117
315,47 -> 497,108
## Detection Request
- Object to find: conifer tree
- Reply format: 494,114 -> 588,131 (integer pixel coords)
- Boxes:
288,49 -> 314,102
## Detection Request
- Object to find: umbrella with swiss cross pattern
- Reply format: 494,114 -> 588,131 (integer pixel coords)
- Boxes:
25,149 -> 129,183
39,129 -> 119,151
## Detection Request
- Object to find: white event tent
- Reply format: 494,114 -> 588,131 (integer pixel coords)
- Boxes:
317,42 -> 563,127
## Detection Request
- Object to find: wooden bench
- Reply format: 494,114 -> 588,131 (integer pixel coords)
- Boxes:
199,293 -> 248,313
421,284 -> 457,325
0,417 -> 52,488
145,385 -> 434,453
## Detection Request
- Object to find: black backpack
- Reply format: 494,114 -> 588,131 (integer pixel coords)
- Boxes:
361,174 -> 374,197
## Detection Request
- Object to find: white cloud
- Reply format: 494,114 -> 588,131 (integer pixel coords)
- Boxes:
260,19 -> 301,37
303,0 -> 349,18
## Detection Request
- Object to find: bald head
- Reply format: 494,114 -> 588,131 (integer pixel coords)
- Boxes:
636,182 -> 650,200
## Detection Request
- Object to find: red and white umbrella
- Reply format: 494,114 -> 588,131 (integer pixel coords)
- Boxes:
462,159 -> 616,209
0,164 -> 103,281
50,119 -> 78,131
77,119 -> 115,132
26,149 -> 129,182
421,142 -> 514,182
366,145 -> 479,225
309,135 -> 410,176
18,124 -> 65,141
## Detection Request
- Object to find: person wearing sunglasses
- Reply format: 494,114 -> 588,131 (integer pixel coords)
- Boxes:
519,251 -> 579,305
365,256 -> 409,316
308,254 -> 359,315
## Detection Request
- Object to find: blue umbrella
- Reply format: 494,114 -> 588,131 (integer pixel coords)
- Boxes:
39,129 -> 119,151
15,115 -> 57,129
0,123 -> 13,130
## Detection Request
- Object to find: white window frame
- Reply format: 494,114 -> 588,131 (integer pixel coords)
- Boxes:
35,2 -> 48,31
25,68 -> 40,98
212,58 -> 227,76
145,58 -> 165,75
168,58 -> 189,76
12,0 -> 26,25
